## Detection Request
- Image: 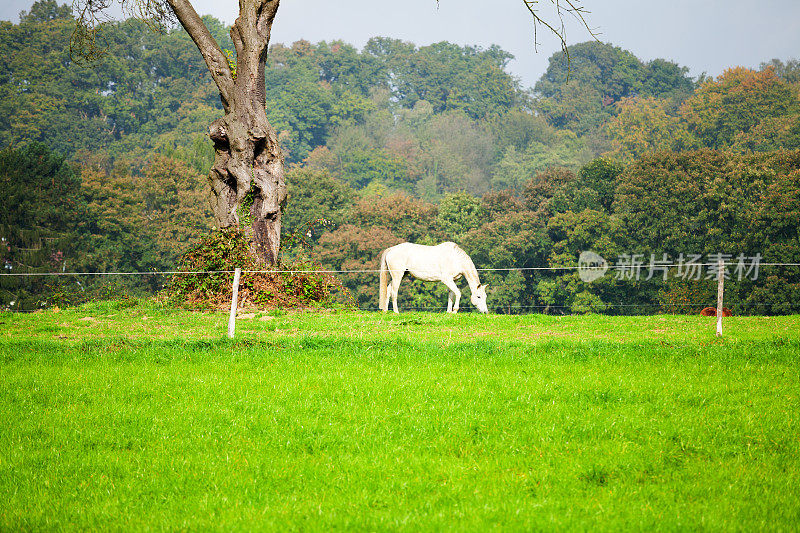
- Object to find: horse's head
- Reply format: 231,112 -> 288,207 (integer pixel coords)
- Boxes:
471,284 -> 489,313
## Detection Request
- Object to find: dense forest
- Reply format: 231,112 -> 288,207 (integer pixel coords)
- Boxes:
2,0 -> 799,313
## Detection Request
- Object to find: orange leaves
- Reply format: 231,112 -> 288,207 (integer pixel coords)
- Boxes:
679,67 -> 800,148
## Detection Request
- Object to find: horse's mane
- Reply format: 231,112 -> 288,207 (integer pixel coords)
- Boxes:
444,242 -> 478,275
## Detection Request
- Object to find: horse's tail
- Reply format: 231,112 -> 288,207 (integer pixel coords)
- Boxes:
379,248 -> 389,311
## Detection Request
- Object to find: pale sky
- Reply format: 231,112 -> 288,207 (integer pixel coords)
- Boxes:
4,0 -> 800,88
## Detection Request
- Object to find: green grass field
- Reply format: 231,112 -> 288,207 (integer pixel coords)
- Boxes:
1,301 -> 799,530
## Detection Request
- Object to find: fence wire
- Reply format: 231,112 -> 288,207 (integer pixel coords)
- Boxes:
3,262 -> 800,277
2,263 -> 799,314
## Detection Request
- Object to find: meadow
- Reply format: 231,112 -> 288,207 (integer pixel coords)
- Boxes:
1,301 -> 799,530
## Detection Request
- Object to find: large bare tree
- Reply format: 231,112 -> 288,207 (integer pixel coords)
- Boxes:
71,0 -> 593,265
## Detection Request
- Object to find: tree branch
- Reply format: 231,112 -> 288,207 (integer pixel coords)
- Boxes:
522,0 -> 599,76
166,0 -> 234,108
254,0 -> 279,42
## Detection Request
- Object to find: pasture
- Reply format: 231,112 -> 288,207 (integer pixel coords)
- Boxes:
1,302 -> 799,530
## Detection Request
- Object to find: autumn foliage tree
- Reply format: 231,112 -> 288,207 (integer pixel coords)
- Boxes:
606,96 -> 698,160
79,151 -> 211,272
679,67 -> 800,149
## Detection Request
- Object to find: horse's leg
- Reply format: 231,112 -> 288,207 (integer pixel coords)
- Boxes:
381,271 -> 394,312
447,291 -> 454,313
441,278 -> 461,313
384,282 -> 393,312
390,270 -> 404,313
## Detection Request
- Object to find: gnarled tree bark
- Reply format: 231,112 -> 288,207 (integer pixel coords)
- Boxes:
168,0 -> 285,265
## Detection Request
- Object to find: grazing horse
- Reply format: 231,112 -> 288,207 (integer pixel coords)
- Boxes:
379,242 -> 488,314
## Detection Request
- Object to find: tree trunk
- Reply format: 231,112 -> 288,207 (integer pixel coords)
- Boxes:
169,0 -> 286,265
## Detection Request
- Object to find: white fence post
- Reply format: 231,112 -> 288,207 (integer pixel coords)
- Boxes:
228,268 -> 242,339
716,259 -> 724,337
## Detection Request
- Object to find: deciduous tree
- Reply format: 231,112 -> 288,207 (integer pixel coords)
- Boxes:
679,67 -> 800,149
606,96 -> 698,161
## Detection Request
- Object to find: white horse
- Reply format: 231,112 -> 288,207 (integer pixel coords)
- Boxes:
379,242 -> 489,313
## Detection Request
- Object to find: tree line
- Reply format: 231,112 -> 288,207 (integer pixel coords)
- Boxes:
1,1 -> 799,313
